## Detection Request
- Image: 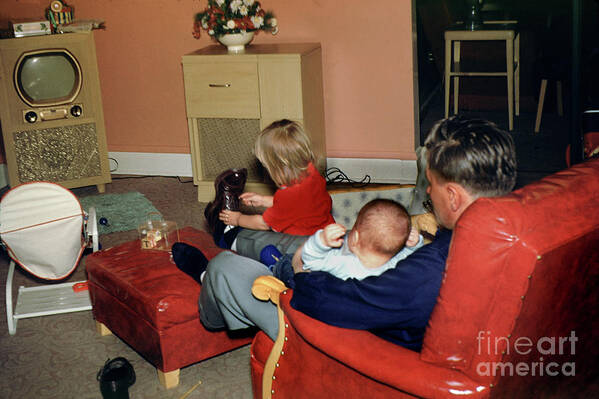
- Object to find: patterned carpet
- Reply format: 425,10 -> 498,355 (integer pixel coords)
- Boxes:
0,176 -> 253,399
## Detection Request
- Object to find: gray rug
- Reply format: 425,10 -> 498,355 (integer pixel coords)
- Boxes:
78,192 -> 160,235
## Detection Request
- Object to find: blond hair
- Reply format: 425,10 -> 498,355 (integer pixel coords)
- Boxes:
255,119 -> 315,187
353,199 -> 411,257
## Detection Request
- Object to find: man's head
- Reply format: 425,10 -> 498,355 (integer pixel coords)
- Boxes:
350,199 -> 411,259
424,116 -> 517,229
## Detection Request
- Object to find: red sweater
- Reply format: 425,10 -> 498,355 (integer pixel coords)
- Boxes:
262,163 -> 335,235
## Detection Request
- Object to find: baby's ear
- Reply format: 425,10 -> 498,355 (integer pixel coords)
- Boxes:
350,229 -> 360,246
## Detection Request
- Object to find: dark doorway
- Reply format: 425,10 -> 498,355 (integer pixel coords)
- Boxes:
415,0 -> 598,188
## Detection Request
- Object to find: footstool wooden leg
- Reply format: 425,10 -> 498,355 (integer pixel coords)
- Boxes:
96,321 -> 113,336
157,369 -> 180,389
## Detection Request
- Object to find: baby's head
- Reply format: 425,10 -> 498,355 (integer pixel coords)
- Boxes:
255,119 -> 315,187
349,199 -> 411,262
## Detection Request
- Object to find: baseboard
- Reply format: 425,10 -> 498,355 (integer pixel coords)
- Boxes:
108,152 -> 418,184
108,152 -> 194,177
326,158 -> 417,184
0,164 -> 8,188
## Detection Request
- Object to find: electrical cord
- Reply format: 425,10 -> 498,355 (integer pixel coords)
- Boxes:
325,167 -> 371,187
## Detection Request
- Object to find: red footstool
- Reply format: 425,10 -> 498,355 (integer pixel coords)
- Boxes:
86,227 -> 252,388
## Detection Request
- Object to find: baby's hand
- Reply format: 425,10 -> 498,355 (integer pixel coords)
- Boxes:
219,209 -> 241,226
406,227 -> 420,247
321,223 -> 346,248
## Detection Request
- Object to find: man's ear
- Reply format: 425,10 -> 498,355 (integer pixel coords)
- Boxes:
446,182 -> 472,213
446,182 -> 464,212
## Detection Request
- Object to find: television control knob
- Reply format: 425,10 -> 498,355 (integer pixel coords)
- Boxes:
70,105 -> 82,117
25,111 -> 38,123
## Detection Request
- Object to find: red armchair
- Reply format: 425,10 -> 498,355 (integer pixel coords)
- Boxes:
250,158 -> 599,398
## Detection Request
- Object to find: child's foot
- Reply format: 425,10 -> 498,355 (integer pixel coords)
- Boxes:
260,245 -> 282,268
171,243 -> 208,284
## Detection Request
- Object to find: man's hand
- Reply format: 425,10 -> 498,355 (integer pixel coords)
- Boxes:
240,192 -> 274,208
219,209 -> 241,226
321,223 -> 346,248
406,227 -> 420,247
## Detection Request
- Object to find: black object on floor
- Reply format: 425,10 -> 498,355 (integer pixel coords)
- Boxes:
97,357 -> 136,399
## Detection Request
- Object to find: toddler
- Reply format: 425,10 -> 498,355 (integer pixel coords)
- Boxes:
215,119 -> 334,248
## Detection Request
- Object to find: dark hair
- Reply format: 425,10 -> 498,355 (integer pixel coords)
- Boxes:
424,116 -> 517,198
353,199 -> 411,256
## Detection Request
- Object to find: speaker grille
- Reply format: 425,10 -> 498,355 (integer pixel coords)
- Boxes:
197,118 -> 265,182
13,123 -> 102,182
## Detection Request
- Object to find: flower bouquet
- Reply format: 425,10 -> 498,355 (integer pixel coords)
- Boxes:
192,0 -> 278,39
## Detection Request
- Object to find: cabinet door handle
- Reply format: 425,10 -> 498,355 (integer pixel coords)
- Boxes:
209,83 -> 231,88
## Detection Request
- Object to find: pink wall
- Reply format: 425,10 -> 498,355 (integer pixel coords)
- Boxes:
0,0 -> 416,161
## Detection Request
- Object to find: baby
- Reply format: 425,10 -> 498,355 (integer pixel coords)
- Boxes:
265,199 -> 423,284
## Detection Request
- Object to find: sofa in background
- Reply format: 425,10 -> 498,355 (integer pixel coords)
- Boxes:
250,158 -> 599,398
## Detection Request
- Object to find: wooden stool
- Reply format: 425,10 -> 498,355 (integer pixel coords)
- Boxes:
534,56 -> 566,133
444,22 -> 519,130
86,227 -> 253,388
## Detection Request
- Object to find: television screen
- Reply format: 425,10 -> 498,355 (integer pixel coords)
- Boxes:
15,49 -> 81,107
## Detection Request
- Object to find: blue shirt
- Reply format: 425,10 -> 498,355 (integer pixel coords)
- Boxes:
290,228 -> 452,351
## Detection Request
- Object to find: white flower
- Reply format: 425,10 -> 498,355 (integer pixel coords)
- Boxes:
216,0 -> 225,6
230,0 -> 242,13
251,15 -> 264,29
226,19 -> 236,29
208,29 -> 215,35
202,21 -> 208,29
240,5 -> 248,16
243,0 -> 255,6
269,17 -> 277,27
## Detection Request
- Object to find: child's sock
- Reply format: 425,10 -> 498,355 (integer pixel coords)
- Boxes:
260,245 -> 282,268
171,242 -> 208,284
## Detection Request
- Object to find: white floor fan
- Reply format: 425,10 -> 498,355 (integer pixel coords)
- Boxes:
0,182 -> 98,335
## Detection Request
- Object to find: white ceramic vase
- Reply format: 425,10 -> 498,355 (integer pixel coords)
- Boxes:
217,31 -> 255,53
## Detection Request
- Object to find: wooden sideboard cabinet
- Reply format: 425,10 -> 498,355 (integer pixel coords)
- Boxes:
182,43 -> 326,202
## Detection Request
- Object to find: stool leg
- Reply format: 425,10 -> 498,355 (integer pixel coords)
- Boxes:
506,38 -> 514,131
453,41 -> 461,115
158,368 -> 180,389
444,37 -> 451,118
515,33 -> 520,116
557,81 -> 564,116
96,184 -> 106,193
535,79 -> 548,133
96,321 -> 113,336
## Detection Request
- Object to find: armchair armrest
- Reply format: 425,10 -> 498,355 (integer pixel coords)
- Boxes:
252,276 -> 488,399
251,276 -> 288,399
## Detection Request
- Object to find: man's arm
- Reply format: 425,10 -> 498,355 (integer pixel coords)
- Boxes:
290,229 -> 452,332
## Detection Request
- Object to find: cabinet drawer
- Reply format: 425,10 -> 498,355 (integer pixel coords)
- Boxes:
183,61 -> 260,118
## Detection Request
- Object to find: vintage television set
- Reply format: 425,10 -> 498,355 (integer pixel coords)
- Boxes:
0,32 -> 110,192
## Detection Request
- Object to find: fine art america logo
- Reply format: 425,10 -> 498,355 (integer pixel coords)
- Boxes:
476,330 -> 577,377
